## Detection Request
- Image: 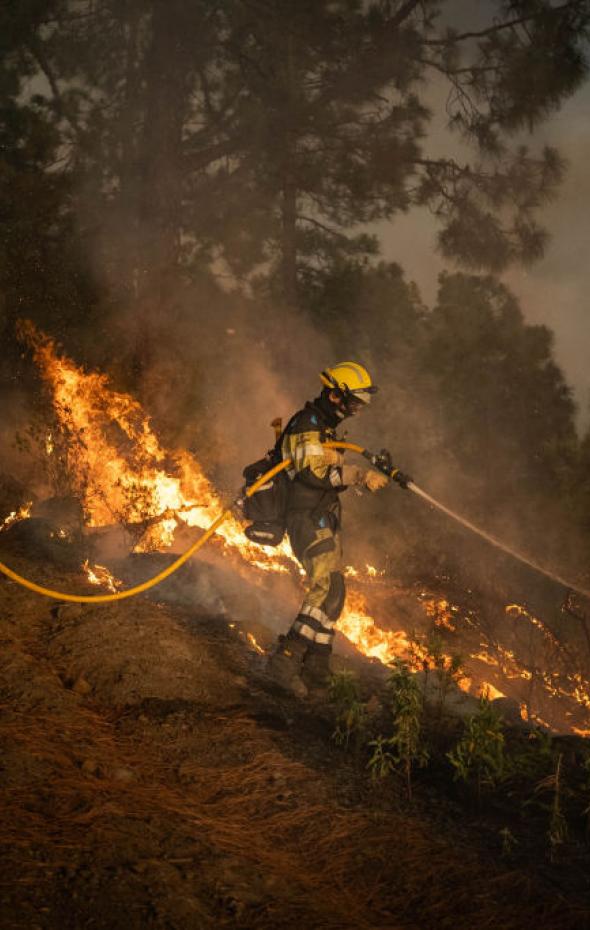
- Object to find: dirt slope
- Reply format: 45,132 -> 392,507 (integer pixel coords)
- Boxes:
0,552 -> 588,930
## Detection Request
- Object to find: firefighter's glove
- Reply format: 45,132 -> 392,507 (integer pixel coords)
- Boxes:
341,465 -> 365,487
364,470 -> 389,492
391,470 -> 412,490
323,448 -> 344,467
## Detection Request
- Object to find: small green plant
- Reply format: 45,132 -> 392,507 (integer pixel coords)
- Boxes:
447,696 -> 505,798
427,634 -> 464,718
367,735 -> 397,782
328,671 -> 366,751
499,826 -> 518,858
527,727 -> 554,757
505,727 -> 553,784
535,753 -> 569,855
383,659 -> 429,798
409,632 -> 464,725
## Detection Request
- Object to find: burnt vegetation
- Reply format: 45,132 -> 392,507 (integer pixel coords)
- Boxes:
2,1 -> 590,927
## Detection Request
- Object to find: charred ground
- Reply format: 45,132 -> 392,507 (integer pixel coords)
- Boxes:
1,532 -> 589,930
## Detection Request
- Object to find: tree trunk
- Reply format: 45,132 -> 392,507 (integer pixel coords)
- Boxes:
279,29 -> 298,308
281,171 -> 298,307
139,0 -> 192,306
124,0 -> 194,381
117,0 -> 143,301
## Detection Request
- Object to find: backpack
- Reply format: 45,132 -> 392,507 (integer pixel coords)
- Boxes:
241,418 -> 294,547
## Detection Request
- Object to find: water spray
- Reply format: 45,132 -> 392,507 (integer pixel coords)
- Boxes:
407,482 -> 590,601
356,443 -> 590,603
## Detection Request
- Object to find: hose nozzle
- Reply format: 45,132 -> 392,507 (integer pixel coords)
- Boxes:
363,448 -> 412,488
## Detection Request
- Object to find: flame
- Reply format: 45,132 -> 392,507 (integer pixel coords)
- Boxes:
15,322 -> 590,736
246,632 -> 266,655
0,502 -> 33,533
83,560 -> 121,593
337,589 -> 413,664
19,320 -> 294,571
344,564 -> 386,582
51,528 -> 68,540
480,682 -> 506,701
366,564 -> 384,578
226,622 -> 266,655
505,603 -> 563,650
422,596 -> 457,632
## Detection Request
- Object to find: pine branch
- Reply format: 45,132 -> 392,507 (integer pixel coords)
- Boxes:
25,37 -> 81,139
417,57 -> 500,78
390,0 -> 423,29
185,139 -> 240,171
25,39 -> 62,117
423,2 -> 574,46
310,4 -> 425,114
298,214 -> 349,239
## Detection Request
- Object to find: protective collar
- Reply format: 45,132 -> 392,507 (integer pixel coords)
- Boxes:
307,390 -> 346,428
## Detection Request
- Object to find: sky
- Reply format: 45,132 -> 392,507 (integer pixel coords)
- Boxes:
375,2 -> 590,431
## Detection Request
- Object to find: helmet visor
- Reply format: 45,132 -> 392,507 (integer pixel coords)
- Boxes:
351,386 -> 378,406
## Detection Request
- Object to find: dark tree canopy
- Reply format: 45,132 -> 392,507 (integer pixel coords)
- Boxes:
424,272 -> 577,495
1,0 -> 588,312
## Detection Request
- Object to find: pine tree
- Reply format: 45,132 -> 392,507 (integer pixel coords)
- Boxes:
216,0 -> 590,301
0,0 -> 98,381
7,1 -> 590,308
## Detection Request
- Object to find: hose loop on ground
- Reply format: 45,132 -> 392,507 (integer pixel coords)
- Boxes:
0,442 -> 360,603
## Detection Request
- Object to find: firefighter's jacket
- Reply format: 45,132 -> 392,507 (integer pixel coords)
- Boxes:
281,396 -> 346,518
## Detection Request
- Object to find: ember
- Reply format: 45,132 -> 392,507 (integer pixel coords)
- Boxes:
83,559 -> 121,593
0,502 -> 33,533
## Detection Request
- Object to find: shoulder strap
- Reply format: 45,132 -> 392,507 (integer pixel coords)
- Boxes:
271,411 -> 300,460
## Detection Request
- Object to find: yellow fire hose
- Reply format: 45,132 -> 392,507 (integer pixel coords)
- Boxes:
0,441 -> 364,604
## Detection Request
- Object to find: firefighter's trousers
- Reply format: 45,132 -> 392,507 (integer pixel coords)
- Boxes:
285,509 -> 345,653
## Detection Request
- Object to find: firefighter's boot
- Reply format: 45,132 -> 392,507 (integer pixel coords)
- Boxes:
266,635 -> 308,698
302,645 -> 332,695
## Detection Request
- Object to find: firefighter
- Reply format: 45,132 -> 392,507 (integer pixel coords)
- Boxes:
267,362 -> 401,697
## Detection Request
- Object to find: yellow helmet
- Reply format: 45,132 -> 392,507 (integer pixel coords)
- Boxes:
320,361 -> 378,407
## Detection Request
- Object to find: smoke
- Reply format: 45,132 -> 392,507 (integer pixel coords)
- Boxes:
0,386 -> 55,508
2,0 -> 586,678
375,56 -> 590,433
106,281 -> 338,500
504,97 -> 590,432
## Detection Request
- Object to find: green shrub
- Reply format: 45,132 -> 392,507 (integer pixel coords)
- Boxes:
447,696 -> 505,797
367,735 -> 397,782
328,671 -> 366,751
499,826 -> 518,858
370,660 -> 429,798
535,752 -> 569,854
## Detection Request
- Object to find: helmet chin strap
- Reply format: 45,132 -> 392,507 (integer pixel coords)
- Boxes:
335,392 -> 363,419
326,386 -> 349,418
